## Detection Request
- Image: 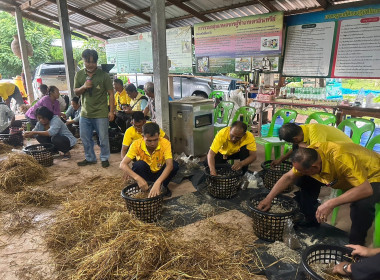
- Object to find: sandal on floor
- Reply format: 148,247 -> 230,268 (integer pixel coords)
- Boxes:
62,154 -> 71,161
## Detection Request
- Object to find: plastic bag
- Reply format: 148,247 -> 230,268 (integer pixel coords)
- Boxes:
282,219 -> 301,250
241,171 -> 259,190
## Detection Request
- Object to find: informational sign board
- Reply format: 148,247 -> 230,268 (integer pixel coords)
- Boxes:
194,12 -> 283,73
282,22 -> 335,77
105,26 -> 192,74
284,5 -> 380,78
332,17 -> 380,78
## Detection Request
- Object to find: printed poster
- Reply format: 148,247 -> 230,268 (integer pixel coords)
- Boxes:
194,12 -> 283,73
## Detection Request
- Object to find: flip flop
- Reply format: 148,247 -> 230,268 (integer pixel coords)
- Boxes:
62,154 -> 71,161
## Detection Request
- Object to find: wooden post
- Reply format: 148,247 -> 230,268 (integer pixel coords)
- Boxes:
168,76 -> 174,100
57,0 -> 76,98
15,7 -> 34,103
151,0 -> 169,135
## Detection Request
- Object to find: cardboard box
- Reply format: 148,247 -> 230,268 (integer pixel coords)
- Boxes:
257,94 -> 275,102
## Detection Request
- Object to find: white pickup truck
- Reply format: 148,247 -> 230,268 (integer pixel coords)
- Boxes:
125,74 -> 241,99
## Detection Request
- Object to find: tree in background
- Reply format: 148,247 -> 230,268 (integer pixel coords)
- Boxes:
0,11 -> 106,79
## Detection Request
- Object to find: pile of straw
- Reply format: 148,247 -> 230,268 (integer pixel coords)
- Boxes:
46,176 -> 258,279
14,186 -> 60,207
0,153 -> 46,192
0,142 -> 13,154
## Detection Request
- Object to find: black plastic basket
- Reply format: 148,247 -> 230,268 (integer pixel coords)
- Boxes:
0,131 -> 23,147
261,160 -> 293,192
121,183 -> 166,223
249,193 -> 298,242
205,165 -> 242,199
23,143 -> 54,167
109,133 -> 123,153
302,244 -> 355,280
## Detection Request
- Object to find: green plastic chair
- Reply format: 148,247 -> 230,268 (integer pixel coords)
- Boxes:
209,90 -> 224,100
214,101 -> 234,136
231,106 -> 256,131
366,134 -> 380,151
330,134 -> 380,247
256,109 -> 298,161
337,117 -> 375,146
375,203 -> 380,247
305,112 -> 336,126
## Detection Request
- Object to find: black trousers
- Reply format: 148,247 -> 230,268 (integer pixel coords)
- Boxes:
132,160 -> 179,188
214,145 -> 250,173
351,253 -> 380,280
349,182 -> 380,245
36,135 -> 72,154
294,176 -> 323,223
114,111 -> 131,133
296,177 -> 380,245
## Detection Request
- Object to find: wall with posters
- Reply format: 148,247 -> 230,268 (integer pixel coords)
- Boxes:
283,5 -> 380,78
194,12 -> 283,73
105,26 -> 192,74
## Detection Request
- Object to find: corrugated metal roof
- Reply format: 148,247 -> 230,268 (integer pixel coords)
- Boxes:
4,0 -> 373,40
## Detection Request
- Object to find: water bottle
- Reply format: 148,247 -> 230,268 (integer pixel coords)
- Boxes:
275,115 -> 283,126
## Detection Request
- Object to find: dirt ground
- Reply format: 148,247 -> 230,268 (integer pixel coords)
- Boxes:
0,129 -> 374,279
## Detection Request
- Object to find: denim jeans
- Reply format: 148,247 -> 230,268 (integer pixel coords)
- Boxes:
79,117 -> 110,162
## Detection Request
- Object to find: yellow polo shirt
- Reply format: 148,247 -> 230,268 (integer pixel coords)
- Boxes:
130,92 -> 145,111
122,122 -> 166,147
114,89 -> 131,111
210,127 -> 256,156
300,124 -> 352,145
126,137 -> 173,173
0,82 -> 16,100
292,142 -> 380,191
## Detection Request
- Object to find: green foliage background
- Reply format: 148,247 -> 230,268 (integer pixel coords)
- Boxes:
0,11 -> 106,79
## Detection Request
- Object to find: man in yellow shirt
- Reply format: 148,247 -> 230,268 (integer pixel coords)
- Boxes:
0,82 -> 24,107
120,111 -> 168,159
272,123 -> 352,167
125,83 -> 148,112
113,79 -> 131,132
207,121 -> 257,175
120,122 -> 178,198
270,123 -> 354,227
258,142 -> 380,245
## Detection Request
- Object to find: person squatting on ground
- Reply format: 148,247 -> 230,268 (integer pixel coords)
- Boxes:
333,244 -> 380,280
258,143 -> 380,245
120,111 -> 168,159
120,122 -> 179,198
207,121 -> 257,175
24,106 -> 77,160
113,78 -> 131,132
0,97 -> 15,134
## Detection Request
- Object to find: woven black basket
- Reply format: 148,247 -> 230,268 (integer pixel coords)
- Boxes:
121,183 -> 166,223
0,131 -> 23,147
205,165 -> 242,199
261,160 -> 293,192
23,143 -> 54,167
302,244 -> 355,280
110,133 -> 123,153
249,193 -> 298,242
